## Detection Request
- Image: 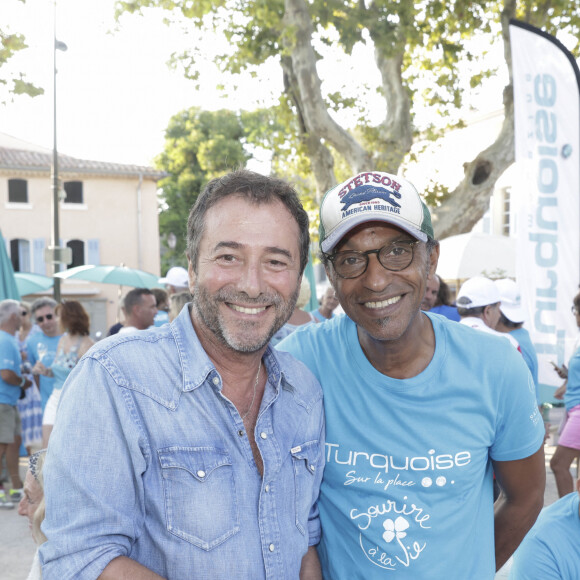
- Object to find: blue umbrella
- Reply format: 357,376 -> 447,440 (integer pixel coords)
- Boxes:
54,264 -> 163,288
14,273 -> 54,296
0,229 -> 21,300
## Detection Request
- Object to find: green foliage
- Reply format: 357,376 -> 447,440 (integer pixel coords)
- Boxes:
155,108 -> 250,271
1,2 -> 44,102
119,0 -> 580,227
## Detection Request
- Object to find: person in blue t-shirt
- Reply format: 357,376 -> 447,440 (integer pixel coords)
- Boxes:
0,300 -> 33,508
151,288 -> 170,328
550,291 -> 580,497
424,274 -> 460,321
509,477 -> 580,579
25,298 -> 62,411
310,286 -> 340,322
494,278 -> 540,404
278,170 -> 545,580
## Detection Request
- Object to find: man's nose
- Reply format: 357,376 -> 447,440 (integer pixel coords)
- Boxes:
238,262 -> 265,298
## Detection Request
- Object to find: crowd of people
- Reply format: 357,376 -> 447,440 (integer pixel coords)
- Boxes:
0,168 -> 578,579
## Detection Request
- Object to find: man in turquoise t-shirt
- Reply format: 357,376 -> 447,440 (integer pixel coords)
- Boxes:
0,300 -> 33,508
25,298 -> 61,411
278,171 -> 546,579
510,478 -> 580,579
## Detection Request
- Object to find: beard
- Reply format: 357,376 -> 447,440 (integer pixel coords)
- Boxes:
191,282 -> 300,353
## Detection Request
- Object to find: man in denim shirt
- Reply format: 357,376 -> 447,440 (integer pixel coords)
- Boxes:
40,170 -> 325,579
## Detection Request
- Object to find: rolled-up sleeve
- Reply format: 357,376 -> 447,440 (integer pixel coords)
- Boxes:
40,355 -> 147,579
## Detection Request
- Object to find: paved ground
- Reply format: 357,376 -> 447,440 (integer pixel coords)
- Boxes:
0,412 -> 569,579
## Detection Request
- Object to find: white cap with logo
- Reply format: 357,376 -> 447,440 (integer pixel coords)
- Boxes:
456,276 -> 500,309
495,278 -> 525,323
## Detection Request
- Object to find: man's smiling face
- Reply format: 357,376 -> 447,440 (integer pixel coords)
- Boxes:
327,221 -> 438,347
188,195 -> 302,353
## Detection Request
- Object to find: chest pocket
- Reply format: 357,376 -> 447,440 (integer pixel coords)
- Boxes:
290,440 -> 320,535
158,447 -> 240,550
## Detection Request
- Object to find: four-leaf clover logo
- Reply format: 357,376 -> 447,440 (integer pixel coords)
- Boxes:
382,516 -> 409,543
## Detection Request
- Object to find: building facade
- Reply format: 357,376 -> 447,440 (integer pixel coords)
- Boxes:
0,133 -> 164,335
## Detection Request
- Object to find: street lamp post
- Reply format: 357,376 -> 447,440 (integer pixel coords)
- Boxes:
51,1 -> 67,302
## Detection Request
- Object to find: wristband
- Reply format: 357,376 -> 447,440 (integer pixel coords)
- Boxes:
19,376 -> 26,387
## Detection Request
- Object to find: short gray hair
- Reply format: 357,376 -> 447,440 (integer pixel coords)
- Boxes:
0,299 -> 21,325
30,297 -> 57,315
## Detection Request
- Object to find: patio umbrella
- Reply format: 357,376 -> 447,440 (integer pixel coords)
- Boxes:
0,229 -> 20,300
14,273 -> 54,296
54,264 -> 163,288
436,232 -> 516,281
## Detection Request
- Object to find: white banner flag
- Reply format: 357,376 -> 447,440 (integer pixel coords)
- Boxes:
510,20 -> 580,403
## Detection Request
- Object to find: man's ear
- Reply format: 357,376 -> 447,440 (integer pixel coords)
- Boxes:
428,242 -> 440,278
187,258 -> 196,293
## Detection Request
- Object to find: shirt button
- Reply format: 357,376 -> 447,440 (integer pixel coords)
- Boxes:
310,464 -> 316,472
197,470 -> 206,478
265,484 -> 270,492
212,377 -> 219,385
260,432 -> 267,440
269,543 -> 275,552
238,430 -> 245,437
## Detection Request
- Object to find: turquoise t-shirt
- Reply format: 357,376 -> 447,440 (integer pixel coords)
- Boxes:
0,330 -> 22,405
564,346 -> 580,411
510,327 -> 539,404
278,312 -> 544,579
509,492 -> 580,579
25,333 -> 61,411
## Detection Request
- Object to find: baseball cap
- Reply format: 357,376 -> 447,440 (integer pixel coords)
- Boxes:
495,278 -> 525,323
319,171 -> 434,253
159,266 -> 189,288
456,276 -> 500,309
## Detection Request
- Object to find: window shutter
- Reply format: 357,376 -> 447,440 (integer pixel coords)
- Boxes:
33,238 -> 46,275
87,239 -> 100,265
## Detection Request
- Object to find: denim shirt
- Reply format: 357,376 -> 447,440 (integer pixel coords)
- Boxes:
40,305 -> 325,580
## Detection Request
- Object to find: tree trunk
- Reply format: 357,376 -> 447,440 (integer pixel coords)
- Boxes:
371,46 -> 413,173
283,0 -> 371,187
429,0 -> 518,239
430,87 -> 514,239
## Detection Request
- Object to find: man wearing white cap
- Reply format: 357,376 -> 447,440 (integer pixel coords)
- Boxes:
456,276 -> 521,351
278,171 -> 545,579
495,278 -> 540,404
159,266 -> 189,295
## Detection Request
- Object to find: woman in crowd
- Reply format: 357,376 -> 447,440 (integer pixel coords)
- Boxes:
17,302 -> 43,454
36,301 -> 94,446
550,290 -> 580,496
18,448 -> 47,580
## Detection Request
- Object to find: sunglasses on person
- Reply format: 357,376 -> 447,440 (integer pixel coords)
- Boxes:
36,314 -> 54,323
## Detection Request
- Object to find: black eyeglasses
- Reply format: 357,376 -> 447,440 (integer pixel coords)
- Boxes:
323,240 -> 420,279
36,314 -> 54,323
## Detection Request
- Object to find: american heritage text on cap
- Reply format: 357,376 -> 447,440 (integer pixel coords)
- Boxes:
319,171 -> 434,253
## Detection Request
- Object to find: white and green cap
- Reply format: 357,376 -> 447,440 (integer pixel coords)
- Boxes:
319,171 -> 434,253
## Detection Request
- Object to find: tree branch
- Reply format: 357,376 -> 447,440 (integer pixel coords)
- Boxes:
283,0 -> 370,178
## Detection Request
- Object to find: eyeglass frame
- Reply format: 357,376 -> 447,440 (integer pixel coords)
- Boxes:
322,239 -> 421,279
36,313 -> 54,323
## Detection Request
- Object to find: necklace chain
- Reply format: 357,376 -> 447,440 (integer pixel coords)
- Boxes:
241,360 -> 261,421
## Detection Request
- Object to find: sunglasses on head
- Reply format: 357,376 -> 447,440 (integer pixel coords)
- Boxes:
36,314 -> 54,323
